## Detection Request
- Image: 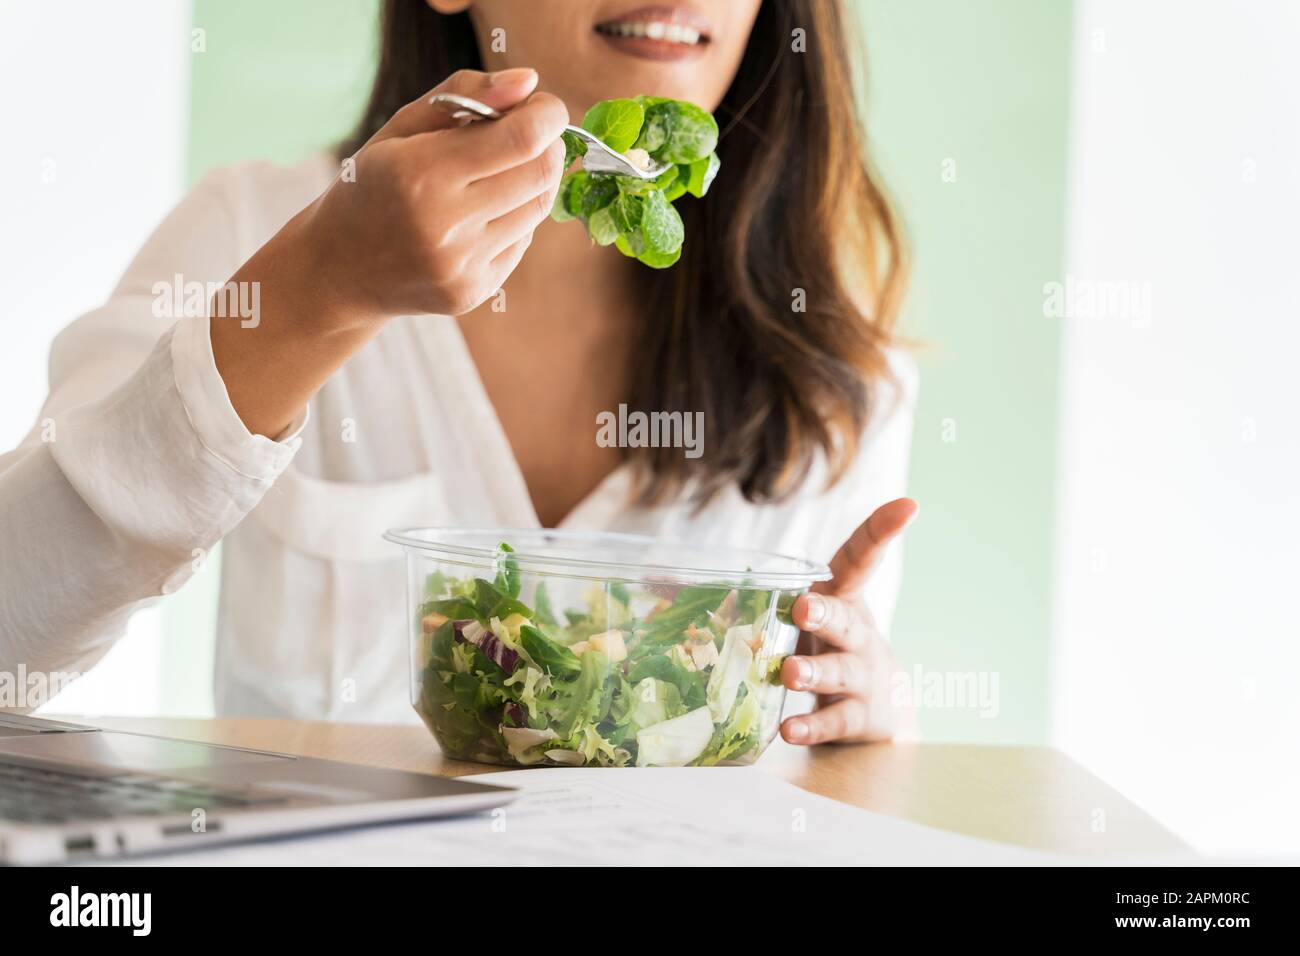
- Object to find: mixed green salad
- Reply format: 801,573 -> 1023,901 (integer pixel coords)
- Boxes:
414,544 -> 799,767
551,96 -> 721,269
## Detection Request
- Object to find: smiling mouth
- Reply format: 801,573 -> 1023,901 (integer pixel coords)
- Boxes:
594,6 -> 712,60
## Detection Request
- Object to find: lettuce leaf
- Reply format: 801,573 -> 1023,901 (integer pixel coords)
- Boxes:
550,95 -> 721,269
635,706 -> 714,767
706,625 -> 754,722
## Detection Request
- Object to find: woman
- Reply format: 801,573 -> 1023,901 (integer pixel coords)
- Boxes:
0,0 -> 916,746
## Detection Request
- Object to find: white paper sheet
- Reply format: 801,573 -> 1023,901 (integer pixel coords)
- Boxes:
125,767 -> 1060,866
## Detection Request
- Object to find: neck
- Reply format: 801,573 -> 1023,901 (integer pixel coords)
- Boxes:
477,217 -> 642,338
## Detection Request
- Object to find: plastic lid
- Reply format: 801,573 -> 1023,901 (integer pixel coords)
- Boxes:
383,527 -> 830,590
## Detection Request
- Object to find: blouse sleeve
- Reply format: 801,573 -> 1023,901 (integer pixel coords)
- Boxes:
0,168 -> 305,701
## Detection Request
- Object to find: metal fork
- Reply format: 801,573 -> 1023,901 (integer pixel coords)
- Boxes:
429,93 -> 671,181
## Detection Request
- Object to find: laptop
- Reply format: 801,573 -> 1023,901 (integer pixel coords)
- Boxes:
0,714 -> 516,864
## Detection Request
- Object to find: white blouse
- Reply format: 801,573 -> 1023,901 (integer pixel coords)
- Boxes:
0,155 -> 917,724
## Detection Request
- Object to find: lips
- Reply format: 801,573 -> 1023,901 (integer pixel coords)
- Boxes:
594,5 -> 712,61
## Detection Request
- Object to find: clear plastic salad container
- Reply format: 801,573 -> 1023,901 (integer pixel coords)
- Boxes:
383,528 -> 831,768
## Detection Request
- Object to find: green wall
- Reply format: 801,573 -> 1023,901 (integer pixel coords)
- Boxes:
169,0 -> 1073,743
857,0 -> 1073,743
186,0 -> 380,183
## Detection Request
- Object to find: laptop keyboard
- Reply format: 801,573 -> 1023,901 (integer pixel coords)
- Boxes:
0,759 -> 287,825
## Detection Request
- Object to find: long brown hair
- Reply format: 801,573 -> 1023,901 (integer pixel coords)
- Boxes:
342,0 -> 906,506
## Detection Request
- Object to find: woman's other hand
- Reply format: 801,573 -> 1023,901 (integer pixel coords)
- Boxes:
779,497 -> 919,745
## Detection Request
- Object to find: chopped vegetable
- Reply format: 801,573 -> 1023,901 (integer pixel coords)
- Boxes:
502,726 -> 556,764
636,707 -> 714,767
411,541 -> 800,767
552,95 -> 721,269
706,625 -> 754,722
454,619 -> 519,673
588,629 -> 628,663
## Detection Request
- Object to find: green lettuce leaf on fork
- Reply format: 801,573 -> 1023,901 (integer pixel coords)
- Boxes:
551,95 -> 720,269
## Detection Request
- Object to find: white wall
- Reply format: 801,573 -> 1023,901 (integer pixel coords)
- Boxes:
1053,0 -> 1300,855
0,0 -> 191,714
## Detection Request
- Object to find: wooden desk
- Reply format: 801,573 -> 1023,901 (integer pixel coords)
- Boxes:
65,717 -> 1185,858
71,716 -> 1185,856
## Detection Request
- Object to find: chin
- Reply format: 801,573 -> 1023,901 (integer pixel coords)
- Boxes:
561,58 -> 725,117
566,5 -> 730,112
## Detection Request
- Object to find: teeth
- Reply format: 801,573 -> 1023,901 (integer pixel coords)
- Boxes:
599,20 -> 704,44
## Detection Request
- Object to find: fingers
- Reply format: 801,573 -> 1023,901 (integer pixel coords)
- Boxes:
791,592 -> 870,651
482,234 -> 535,303
781,652 -> 869,695
441,233 -> 535,317
784,505 -> 915,748
781,700 -> 869,746
490,234 -> 532,274
476,135 -> 564,258
405,90 -> 568,190
373,68 -> 540,143
485,191 -> 558,259
453,91 -> 570,180
474,137 -> 567,223
820,497 -> 918,597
